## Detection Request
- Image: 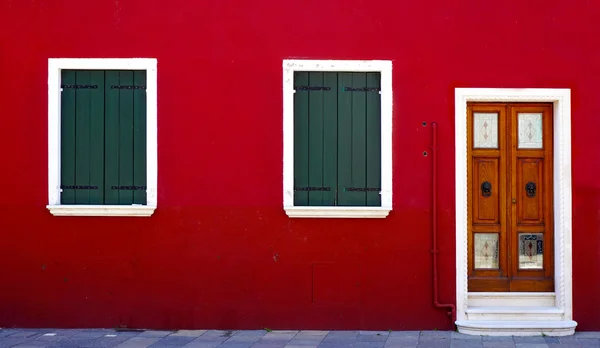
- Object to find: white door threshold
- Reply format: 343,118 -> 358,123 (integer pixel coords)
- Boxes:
456,320 -> 577,336
466,306 -> 564,321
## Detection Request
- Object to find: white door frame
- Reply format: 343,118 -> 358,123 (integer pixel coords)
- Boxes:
454,88 -> 573,321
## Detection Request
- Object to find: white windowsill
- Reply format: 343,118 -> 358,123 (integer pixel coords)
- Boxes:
284,206 -> 391,218
47,205 -> 156,217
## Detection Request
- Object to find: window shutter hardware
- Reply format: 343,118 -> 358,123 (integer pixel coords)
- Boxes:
60,185 -> 98,190
295,86 -> 331,91
60,84 -> 98,89
294,187 -> 331,191
343,87 -> 380,92
110,85 -> 146,90
111,186 -> 147,190
344,187 -> 381,192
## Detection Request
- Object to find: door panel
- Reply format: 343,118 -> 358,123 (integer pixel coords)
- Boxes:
468,103 -> 553,292
472,158 -> 500,224
517,158 -> 544,223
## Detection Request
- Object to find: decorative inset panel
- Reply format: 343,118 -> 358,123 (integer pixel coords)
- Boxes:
518,159 -> 544,223
474,233 -> 499,269
472,158 -> 499,224
473,113 -> 498,148
518,113 -> 543,148
519,233 -> 544,269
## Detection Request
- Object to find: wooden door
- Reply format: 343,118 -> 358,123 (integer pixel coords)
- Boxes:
467,103 -> 554,292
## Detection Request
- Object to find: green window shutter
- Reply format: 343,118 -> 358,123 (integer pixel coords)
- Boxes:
61,70 -> 146,206
293,72 -> 338,206
60,70 -> 105,205
338,72 -> 381,206
293,71 -> 381,207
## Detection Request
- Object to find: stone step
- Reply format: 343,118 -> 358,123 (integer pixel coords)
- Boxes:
468,292 -> 555,307
456,319 -> 577,336
466,306 -> 563,321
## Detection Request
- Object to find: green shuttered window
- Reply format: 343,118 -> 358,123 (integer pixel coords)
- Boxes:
293,72 -> 381,207
60,70 -> 147,205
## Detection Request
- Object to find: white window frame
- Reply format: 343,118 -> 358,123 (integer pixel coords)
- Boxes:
47,58 -> 157,217
282,59 -> 393,218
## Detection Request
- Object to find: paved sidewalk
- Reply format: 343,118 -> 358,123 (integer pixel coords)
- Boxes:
1,329 -> 599,348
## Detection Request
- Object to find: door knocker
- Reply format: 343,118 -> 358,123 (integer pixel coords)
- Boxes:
526,182 -> 537,198
481,181 -> 492,197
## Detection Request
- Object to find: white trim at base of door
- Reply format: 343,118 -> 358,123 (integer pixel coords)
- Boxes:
454,88 -> 575,336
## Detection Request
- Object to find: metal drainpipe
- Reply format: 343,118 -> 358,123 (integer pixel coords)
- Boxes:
431,122 -> 457,324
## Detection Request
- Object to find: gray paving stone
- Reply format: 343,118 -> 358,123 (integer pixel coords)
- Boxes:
0,338 -> 31,348
417,342 -> 450,348
360,332 -> 390,337
182,340 -> 222,348
577,338 -> 600,347
215,342 -> 254,348
389,332 -> 420,338
149,336 -> 196,346
450,340 -> 483,348
483,337 -> 515,342
8,332 -> 40,339
557,337 -> 579,344
483,343 -> 516,348
384,345 -> 417,348
223,336 -> 260,344
171,332 -> 206,338
137,332 -> 173,339
286,339 -> 323,346
48,337 -> 101,347
513,337 -> 546,344
317,343 -> 356,348
547,344 -> 582,348
577,334 -> 600,339
231,331 -> 265,337
514,344 -> 548,348
115,337 -> 160,348
421,331 -> 451,338
386,338 -> 419,346
544,338 -> 560,344
296,332 -> 328,337
354,342 -> 385,348
325,331 -> 359,338
452,332 -> 482,341
357,335 -> 387,342
284,344 -> 318,348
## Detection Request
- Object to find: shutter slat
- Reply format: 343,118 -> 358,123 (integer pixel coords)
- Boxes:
75,70 -> 92,204
133,70 -> 147,205
336,73 -> 354,206
104,71 -> 120,205
60,70 -> 77,204
118,71 -> 135,205
293,72 -> 309,206
366,72 -> 382,206
308,72 -> 325,206
350,72 -> 367,206
89,71 -> 105,204
322,72 -> 338,206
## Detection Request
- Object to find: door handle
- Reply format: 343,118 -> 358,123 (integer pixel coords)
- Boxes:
481,181 -> 492,197
526,182 -> 537,198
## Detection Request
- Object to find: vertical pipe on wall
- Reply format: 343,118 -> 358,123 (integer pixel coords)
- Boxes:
431,122 -> 457,324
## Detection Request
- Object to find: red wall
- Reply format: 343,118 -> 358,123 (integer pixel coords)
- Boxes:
1,0 -> 599,331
